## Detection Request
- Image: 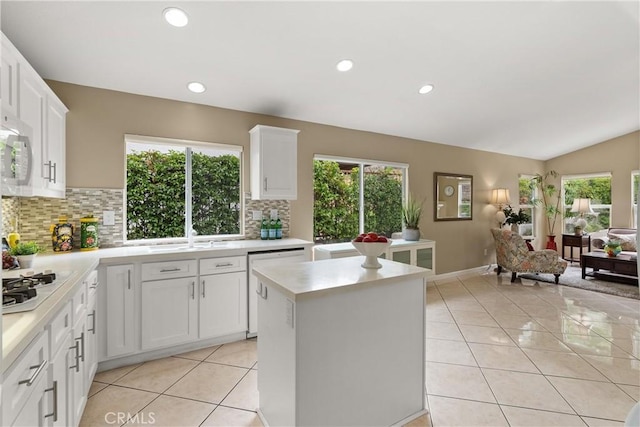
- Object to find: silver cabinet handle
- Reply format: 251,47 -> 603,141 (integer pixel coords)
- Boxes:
88,309 -> 96,334
256,283 -> 268,299
18,359 -> 47,386
263,286 -> 268,300
127,269 -> 131,290
77,332 -> 85,362
44,380 -> 58,421
191,282 -> 195,300
215,263 -> 233,268
51,162 -> 57,183
43,161 -> 53,182
264,177 -> 268,191
202,280 -> 205,298
255,282 -> 263,296
160,267 -> 180,273
69,341 -> 80,372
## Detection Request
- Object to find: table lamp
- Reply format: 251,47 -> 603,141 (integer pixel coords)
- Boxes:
571,198 -> 594,235
491,188 -> 510,227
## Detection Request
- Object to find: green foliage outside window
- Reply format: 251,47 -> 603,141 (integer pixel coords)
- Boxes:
563,176 -> 611,232
127,150 -> 240,240
313,160 -> 402,243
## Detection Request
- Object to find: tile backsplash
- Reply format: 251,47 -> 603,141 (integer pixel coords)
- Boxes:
2,189 -> 289,252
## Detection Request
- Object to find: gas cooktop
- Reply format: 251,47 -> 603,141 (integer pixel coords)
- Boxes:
2,270 -> 73,314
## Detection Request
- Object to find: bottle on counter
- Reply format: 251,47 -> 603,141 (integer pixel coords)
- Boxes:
260,218 -> 269,240
268,218 -> 277,240
275,218 -> 282,239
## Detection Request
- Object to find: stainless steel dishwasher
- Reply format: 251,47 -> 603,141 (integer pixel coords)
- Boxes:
247,248 -> 309,337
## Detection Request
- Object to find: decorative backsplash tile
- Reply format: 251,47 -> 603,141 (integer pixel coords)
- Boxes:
2,189 -> 289,252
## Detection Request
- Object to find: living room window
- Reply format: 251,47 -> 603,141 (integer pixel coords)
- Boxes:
633,171 -> 639,227
313,155 -> 407,243
518,174 -> 536,238
562,173 -> 611,233
125,135 -> 243,243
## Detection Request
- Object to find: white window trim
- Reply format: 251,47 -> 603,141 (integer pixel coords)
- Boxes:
313,154 -> 409,235
632,170 -> 639,228
124,134 -> 244,245
518,174 -> 537,239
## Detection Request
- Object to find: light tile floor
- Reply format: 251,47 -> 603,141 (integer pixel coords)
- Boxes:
81,268 -> 639,427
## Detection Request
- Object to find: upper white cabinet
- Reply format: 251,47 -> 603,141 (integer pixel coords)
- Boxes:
0,32 -> 67,198
1,35 -> 19,120
250,125 -> 299,200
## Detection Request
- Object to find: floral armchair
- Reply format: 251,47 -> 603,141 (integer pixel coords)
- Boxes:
491,228 -> 567,284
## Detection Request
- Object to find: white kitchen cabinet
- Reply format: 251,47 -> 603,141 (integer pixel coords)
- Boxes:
104,264 -> 136,358
1,34 -> 19,120
250,125 -> 299,200
47,332 -> 73,427
85,279 -> 98,384
2,330 -> 49,426
199,271 -> 247,339
141,277 -> 198,350
70,284 -> 88,426
40,96 -> 67,197
17,68 -> 44,195
313,239 -> 436,276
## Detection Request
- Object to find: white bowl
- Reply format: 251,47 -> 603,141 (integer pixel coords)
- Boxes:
351,240 -> 392,268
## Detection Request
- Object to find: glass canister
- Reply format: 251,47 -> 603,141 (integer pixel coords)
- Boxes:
80,215 -> 99,251
51,216 -> 74,253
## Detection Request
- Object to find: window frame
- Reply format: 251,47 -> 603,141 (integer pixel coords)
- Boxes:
124,134 -> 244,245
518,174 -> 537,239
561,172 -> 612,234
632,170 -> 639,228
313,154 -> 409,238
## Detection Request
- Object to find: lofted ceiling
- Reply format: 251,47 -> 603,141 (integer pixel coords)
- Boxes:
1,1 -> 638,160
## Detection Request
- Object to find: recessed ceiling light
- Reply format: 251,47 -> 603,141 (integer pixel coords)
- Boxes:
419,84 -> 434,94
336,59 -> 354,72
163,7 -> 188,27
187,82 -> 206,93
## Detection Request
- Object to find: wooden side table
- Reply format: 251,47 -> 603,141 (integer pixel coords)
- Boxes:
562,234 -> 591,264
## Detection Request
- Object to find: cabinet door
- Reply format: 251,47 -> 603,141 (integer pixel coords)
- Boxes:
250,125 -> 299,200
16,68 -> 45,195
1,37 -> 19,119
85,296 -> 98,383
416,247 -> 433,270
105,265 -> 135,358
41,96 -> 66,197
141,277 -> 198,349
48,333 -> 72,427
70,316 -> 87,427
11,374 -> 48,427
391,248 -> 411,265
200,271 -> 247,339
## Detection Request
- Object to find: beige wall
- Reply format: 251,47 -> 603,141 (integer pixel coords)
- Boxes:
545,131 -> 640,229
49,81 -> 549,274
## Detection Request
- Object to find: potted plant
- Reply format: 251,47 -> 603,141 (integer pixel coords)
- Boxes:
9,241 -> 43,269
603,239 -> 622,257
502,205 -> 530,233
529,170 -> 562,250
402,196 -> 423,241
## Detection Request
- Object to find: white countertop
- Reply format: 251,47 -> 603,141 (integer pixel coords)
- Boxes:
253,256 -> 429,300
2,238 -> 313,372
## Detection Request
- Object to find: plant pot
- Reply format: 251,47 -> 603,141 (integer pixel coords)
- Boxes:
545,235 -> 557,251
16,254 -> 36,269
403,228 -> 420,241
510,224 -> 518,234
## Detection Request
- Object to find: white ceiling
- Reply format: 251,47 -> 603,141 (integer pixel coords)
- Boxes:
2,1 -> 638,160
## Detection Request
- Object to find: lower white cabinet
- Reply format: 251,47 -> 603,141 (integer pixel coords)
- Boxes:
70,296 -> 88,426
11,372 -> 49,427
199,271 -> 247,339
85,285 -> 98,386
104,264 -> 135,358
141,277 -> 198,349
47,332 -> 73,427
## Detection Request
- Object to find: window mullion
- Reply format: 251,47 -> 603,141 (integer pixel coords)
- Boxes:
185,147 -> 192,240
359,163 -> 365,234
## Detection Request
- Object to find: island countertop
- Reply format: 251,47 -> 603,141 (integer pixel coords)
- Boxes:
253,256 -> 429,299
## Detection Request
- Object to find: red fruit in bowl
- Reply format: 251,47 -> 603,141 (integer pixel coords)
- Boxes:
362,236 -> 375,242
366,232 -> 378,240
377,236 -> 388,242
354,236 -> 364,242
359,233 -> 367,238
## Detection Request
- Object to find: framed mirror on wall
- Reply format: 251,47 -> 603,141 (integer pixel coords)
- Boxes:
434,172 -> 473,221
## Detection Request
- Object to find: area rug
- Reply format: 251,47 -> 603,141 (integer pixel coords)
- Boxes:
519,266 -> 639,299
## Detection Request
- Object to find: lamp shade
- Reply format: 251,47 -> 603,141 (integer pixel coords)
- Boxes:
571,198 -> 595,214
491,188 -> 510,206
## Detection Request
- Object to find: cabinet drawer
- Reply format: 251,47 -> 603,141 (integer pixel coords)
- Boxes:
141,259 -> 197,281
2,330 -> 49,426
200,256 -> 246,275
48,300 -> 72,356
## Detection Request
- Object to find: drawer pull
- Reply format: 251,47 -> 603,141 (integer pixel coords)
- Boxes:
127,269 -> 131,290
69,340 -> 80,372
215,262 -> 234,268
191,281 -> 195,300
76,332 -> 85,362
44,380 -> 58,421
202,280 -> 205,298
160,267 -> 181,273
19,359 -> 47,386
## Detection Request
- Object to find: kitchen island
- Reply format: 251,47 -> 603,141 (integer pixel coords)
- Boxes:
253,257 -> 428,427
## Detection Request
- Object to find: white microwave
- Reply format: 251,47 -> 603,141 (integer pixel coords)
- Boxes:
1,121 -> 33,196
